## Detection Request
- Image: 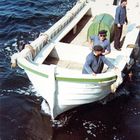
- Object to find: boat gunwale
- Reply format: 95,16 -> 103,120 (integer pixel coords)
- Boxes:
17,58 -> 117,83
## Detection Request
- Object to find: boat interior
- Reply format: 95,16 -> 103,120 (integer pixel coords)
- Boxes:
43,8 -> 92,69
42,7 -> 116,72
41,2 -> 138,74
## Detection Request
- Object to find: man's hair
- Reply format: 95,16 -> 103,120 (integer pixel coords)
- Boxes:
98,30 -> 107,35
121,0 -> 127,3
93,45 -> 103,52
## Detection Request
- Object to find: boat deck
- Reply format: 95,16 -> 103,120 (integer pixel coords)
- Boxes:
44,56 -> 83,70
60,9 -> 127,50
60,15 -> 92,47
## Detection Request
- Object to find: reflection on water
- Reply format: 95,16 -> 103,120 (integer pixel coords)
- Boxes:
0,93 -> 53,140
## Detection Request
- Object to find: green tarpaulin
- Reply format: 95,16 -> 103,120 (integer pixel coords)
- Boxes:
87,13 -> 114,42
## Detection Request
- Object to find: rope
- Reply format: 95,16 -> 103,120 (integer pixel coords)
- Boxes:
25,44 -> 35,58
39,32 -> 50,42
11,44 -> 35,68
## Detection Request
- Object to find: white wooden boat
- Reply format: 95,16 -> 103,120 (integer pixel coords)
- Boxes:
11,0 -> 140,119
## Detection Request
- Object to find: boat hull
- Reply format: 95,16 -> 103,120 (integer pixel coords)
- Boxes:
22,63 -> 116,118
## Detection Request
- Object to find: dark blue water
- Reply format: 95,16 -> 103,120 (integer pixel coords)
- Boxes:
0,0 -> 140,140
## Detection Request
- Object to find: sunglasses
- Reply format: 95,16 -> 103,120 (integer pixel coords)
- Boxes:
100,34 -> 106,37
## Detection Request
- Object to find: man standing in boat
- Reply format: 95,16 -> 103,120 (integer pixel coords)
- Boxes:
89,30 -> 111,55
82,45 -> 115,75
114,0 -> 128,51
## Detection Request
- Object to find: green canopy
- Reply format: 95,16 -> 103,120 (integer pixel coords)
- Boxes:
87,13 -> 114,42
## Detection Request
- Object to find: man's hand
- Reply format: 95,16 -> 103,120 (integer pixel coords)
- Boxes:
92,72 -> 96,76
114,67 -> 119,74
117,24 -> 121,27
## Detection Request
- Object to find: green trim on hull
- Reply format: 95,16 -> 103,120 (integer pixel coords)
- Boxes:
18,61 -> 117,83
18,61 -> 49,78
56,76 -> 117,82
